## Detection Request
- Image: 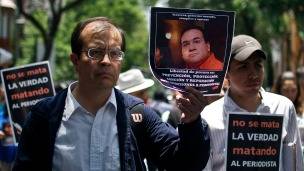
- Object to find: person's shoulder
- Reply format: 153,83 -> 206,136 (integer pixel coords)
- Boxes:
114,88 -> 143,107
261,91 -> 296,112
31,89 -> 68,118
206,96 -> 225,108
209,52 -> 224,70
201,97 -> 224,115
262,91 -> 293,105
37,89 -> 67,105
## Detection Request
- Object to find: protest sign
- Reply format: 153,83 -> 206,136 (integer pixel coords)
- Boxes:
1,61 -> 55,144
149,7 -> 235,94
226,112 -> 284,171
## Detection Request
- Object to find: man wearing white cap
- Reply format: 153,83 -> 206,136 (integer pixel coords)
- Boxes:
116,68 -> 155,104
201,35 -> 304,171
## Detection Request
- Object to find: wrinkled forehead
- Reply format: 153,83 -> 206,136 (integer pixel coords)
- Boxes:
80,21 -> 122,46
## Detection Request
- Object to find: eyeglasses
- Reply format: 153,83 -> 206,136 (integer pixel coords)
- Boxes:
82,48 -> 124,61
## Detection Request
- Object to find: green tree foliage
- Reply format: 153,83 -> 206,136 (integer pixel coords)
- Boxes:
167,0 -> 304,86
16,0 -> 85,62
18,0 -> 149,83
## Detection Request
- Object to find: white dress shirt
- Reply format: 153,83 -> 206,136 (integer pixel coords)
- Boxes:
201,89 -> 304,171
52,82 -> 120,171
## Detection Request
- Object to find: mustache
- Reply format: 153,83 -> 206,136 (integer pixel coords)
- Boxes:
246,79 -> 262,85
96,69 -> 113,75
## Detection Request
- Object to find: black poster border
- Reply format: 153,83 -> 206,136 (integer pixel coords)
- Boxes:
225,112 -> 284,171
0,61 -> 56,144
149,7 -> 235,95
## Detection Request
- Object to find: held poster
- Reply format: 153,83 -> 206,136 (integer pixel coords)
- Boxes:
1,61 -> 55,144
149,7 -> 235,94
226,112 -> 284,171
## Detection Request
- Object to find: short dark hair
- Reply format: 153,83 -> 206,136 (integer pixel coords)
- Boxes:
70,17 -> 126,56
180,24 -> 209,43
273,71 -> 303,114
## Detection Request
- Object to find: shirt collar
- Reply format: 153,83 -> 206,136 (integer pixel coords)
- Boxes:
63,81 -> 117,121
223,87 -> 266,113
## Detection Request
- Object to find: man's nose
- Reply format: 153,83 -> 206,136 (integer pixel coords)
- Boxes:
100,53 -> 111,64
248,66 -> 259,79
189,42 -> 196,50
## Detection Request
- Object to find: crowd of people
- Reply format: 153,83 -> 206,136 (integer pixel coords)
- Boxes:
12,16 -> 210,171
0,15 -> 303,171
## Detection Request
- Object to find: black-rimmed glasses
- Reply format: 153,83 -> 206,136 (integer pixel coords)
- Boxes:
82,48 -> 124,61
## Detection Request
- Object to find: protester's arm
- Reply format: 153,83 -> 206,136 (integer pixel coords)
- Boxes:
13,111 -> 50,171
138,105 -> 210,171
138,87 -> 210,171
282,105 -> 304,170
176,86 -> 208,124
177,115 -> 210,171
176,86 -> 210,170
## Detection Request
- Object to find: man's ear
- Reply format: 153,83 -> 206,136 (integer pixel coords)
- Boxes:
70,53 -> 79,66
70,53 -> 80,72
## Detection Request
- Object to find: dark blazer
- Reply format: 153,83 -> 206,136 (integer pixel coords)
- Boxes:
13,88 -> 210,171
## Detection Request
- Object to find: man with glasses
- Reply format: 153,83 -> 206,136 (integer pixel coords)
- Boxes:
13,17 -> 210,171
180,24 -> 223,70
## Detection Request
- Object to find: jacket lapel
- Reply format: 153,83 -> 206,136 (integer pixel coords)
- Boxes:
115,90 -> 131,171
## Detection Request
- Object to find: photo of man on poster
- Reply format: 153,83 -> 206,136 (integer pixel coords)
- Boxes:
149,7 -> 234,94
180,23 -> 223,70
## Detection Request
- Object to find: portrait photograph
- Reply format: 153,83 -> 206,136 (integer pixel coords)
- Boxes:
149,7 -> 235,94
